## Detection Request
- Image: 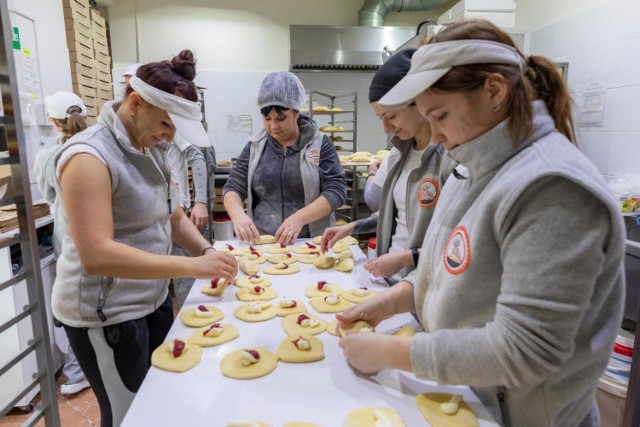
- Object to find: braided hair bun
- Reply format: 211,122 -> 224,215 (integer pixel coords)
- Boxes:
170,49 -> 196,81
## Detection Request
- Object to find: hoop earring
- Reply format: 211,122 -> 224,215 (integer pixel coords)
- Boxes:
492,102 -> 501,112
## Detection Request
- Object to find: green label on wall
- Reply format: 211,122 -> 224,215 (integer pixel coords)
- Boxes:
12,27 -> 20,50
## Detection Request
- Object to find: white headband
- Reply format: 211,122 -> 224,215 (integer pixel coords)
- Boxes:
129,75 -> 210,147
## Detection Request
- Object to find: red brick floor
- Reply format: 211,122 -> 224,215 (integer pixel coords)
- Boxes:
0,371 -> 99,427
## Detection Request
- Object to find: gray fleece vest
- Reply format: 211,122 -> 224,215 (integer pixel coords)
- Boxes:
51,101 -> 179,328
407,102 -> 625,426
245,128 -> 334,237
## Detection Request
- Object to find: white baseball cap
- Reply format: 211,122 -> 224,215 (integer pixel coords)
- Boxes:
45,91 -> 87,119
122,63 -> 143,78
129,75 -> 210,147
378,40 -> 526,110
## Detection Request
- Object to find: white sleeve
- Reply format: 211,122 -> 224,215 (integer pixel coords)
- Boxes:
56,144 -> 107,186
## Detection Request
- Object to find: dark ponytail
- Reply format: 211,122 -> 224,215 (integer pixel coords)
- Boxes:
59,106 -> 87,142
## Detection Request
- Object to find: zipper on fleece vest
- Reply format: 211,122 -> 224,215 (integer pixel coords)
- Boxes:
96,276 -> 114,322
497,386 -> 510,426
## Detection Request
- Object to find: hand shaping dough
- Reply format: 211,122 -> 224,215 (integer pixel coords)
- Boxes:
342,287 -> 380,303
415,393 -> 478,427
309,294 -> 351,313
275,298 -> 308,317
393,326 -> 416,337
234,274 -> 272,288
276,335 -> 324,363
234,302 -> 277,322
151,339 -> 202,373
220,347 -> 278,379
236,286 -> 278,302
266,243 -> 292,254
239,260 -> 260,275
337,320 -> 375,338
179,305 -> 224,327
264,263 -> 301,275
282,313 -> 327,336
304,281 -> 344,298
293,242 -> 320,254
257,234 -> 277,245
188,323 -> 239,347
342,407 -> 405,427
201,278 -> 228,296
267,253 -> 299,264
298,252 -> 322,264
314,255 -> 335,269
335,257 -> 355,272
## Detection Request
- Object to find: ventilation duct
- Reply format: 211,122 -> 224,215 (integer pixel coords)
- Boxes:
358,0 -> 450,26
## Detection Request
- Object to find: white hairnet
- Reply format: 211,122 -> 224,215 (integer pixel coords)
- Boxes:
257,71 -> 306,111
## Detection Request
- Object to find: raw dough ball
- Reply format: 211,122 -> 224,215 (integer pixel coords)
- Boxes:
264,263 -> 301,275
220,347 -> 278,379
275,334 -> 324,363
267,253 -> 299,264
415,393 -> 478,427
304,281 -> 344,298
257,235 -> 277,244
239,260 -> 260,275
234,274 -> 272,288
337,320 -> 375,338
341,407 -> 405,427
314,255 -> 335,269
188,323 -> 239,347
179,305 -> 224,327
151,339 -> 202,373
309,294 -> 351,313
342,287 -> 380,303
266,243 -> 292,254
234,302 -> 277,322
281,313 -> 327,336
275,298 -> 308,317
236,286 -> 278,302
201,278 -> 228,296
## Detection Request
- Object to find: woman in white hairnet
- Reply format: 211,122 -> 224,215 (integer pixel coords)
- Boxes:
223,71 -> 346,244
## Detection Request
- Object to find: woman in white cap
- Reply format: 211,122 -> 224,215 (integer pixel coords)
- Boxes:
223,71 -> 346,244
337,20 -> 624,427
321,49 -> 457,284
34,91 -> 91,396
51,50 -> 237,427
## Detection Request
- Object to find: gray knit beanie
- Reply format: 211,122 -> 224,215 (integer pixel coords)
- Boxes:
257,71 -> 306,111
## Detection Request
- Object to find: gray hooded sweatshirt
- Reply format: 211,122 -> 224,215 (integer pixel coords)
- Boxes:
51,100 -> 181,328
406,101 -> 625,426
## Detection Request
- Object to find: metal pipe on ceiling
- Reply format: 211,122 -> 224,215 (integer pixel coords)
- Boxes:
358,0 -> 450,26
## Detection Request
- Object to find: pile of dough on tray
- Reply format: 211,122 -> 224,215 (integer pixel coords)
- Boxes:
151,234 -> 480,427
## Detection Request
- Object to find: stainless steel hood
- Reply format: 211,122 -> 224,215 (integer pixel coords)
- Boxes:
289,25 -> 415,72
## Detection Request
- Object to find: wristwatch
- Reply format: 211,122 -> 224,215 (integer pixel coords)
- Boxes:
411,247 -> 419,266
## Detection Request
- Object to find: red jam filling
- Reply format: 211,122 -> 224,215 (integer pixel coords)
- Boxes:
297,314 -> 310,325
317,281 -> 327,290
360,287 -> 368,291
226,244 -> 234,250
286,253 -> 292,258
292,336 -> 305,349
279,243 -> 286,248
203,323 -> 221,336
309,251 -> 319,256
197,305 -> 208,312
253,286 -> 264,294
250,251 -> 260,257
289,300 -> 298,308
305,242 -> 316,248
210,278 -> 220,288
246,349 -> 260,360
249,245 -> 257,251
280,264 -> 289,269
250,274 -> 260,279
172,339 -> 185,358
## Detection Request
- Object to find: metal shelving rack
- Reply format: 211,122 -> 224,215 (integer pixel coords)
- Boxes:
306,90 -> 365,223
0,3 -> 60,425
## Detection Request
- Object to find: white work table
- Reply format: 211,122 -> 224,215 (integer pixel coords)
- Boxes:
121,240 -> 498,426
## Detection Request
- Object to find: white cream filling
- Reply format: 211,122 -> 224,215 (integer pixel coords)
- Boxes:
353,287 -> 370,297
194,307 -> 215,318
324,293 -> 340,305
239,350 -> 259,366
280,298 -> 296,308
204,325 -> 223,337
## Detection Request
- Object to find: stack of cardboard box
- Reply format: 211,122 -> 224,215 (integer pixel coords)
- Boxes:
63,0 -> 112,125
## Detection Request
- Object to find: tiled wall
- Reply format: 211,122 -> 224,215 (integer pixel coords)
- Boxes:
196,71 -> 388,162
529,0 -> 640,179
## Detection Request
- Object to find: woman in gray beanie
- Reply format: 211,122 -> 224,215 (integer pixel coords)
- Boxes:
223,71 -> 346,243
321,50 -> 457,283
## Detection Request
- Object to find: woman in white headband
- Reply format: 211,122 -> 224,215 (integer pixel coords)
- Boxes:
50,50 -> 237,427
338,20 -> 624,427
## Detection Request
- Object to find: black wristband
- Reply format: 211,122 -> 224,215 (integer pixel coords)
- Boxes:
411,247 -> 419,266
201,246 -> 215,255
368,172 -> 375,177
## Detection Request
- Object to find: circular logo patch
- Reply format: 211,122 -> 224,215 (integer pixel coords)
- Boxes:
417,178 -> 440,208
443,225 -> 470,275
306,149 -> 320,165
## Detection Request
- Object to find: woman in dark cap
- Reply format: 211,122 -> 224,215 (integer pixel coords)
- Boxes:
321,49 -> 457,283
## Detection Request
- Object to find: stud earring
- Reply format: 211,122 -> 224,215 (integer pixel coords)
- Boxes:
492,102 -> 501,112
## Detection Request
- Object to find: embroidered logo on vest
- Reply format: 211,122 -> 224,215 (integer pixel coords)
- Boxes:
443,225 -> 470,274
417,177 -> 440,208
306,149 -> 320,165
